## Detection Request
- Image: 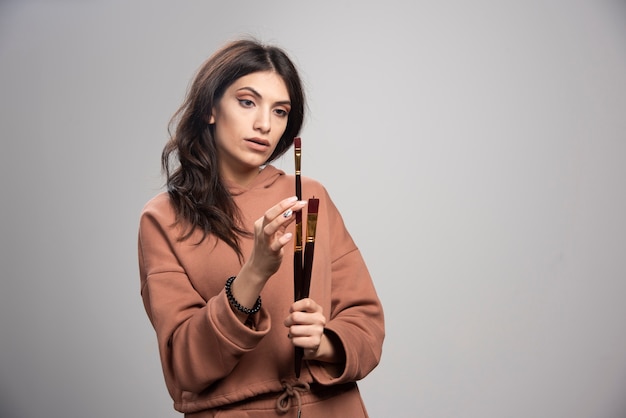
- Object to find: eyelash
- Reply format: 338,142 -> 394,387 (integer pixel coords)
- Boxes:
238,99 -> 289,117
238,99 -> 255,108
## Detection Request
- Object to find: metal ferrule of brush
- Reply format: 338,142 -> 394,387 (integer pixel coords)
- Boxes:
295,150 -> 301,175
295,214 -> 303,252
306,213 -> 318,243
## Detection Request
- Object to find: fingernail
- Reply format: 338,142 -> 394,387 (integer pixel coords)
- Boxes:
287,196 -> 298,203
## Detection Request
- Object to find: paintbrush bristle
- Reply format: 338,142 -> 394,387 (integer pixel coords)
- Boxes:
294,137 -> 301,148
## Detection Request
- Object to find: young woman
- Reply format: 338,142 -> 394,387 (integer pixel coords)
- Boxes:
138,39 -> 384,417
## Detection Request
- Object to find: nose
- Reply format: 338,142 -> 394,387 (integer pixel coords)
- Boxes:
253,108 -> 271,134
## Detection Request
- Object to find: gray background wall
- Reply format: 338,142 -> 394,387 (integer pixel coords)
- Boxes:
1,1 -> 626,417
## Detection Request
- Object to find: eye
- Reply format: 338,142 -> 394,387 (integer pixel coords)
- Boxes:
274,108 -> 289,118
238,99 -> 255,108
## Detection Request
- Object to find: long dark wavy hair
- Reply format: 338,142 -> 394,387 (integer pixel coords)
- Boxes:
162,39 -> 306,261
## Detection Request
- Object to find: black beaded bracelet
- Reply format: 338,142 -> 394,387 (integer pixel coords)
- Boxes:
225,276 -> 262,315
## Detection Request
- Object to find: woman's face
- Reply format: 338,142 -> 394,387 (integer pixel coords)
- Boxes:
210,71 -> 291,185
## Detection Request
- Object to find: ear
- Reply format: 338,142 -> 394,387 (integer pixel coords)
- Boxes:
204,109 -> 216,125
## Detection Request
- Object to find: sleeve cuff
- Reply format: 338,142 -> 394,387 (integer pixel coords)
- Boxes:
207,290 -> 271,351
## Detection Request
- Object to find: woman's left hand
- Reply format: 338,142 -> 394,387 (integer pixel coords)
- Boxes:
284,298 -> 327,359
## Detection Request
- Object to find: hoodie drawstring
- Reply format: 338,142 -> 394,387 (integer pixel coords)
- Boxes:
276,380 -> 310,417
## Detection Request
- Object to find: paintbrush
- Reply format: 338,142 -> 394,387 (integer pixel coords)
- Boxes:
301,197 -> 319,300
294,137 -> 303,301
295,197 -> 319,378
293,137 -> 304,377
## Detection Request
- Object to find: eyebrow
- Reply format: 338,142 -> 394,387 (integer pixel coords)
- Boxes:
237,86 -> 291,107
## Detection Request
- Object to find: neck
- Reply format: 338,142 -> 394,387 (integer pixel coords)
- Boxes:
220,165 -> 263,188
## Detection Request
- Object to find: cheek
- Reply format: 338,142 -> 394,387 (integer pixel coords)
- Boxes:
214,115 -> 238,141
212,125 -> 232,150
274,118 -> 289,137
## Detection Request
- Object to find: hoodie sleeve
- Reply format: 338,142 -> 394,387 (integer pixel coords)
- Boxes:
306,187 -> 385,385
137,196 -> 270,396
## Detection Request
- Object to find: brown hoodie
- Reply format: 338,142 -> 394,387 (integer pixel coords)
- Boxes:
138,165 -> 384,414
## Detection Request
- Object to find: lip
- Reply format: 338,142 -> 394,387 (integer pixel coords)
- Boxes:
246,137 -> 270,146
245,137 -> 271,151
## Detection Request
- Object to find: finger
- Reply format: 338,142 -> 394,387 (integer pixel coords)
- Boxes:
267,197 -> 307,224
290,334 -> 323,350
269,232 -> 293,252
265,196 -> 299,221
263,200 -> 307,237
291,336 -> 316,347
283,311 -> 315,328
290,298 -> 322,314
289,323 -> 324,337
256,198 -> 297,236
289,312 -> 326,329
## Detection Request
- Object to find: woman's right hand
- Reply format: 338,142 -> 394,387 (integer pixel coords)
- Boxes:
245,196 -> 307,281
228,197 -> 306,317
